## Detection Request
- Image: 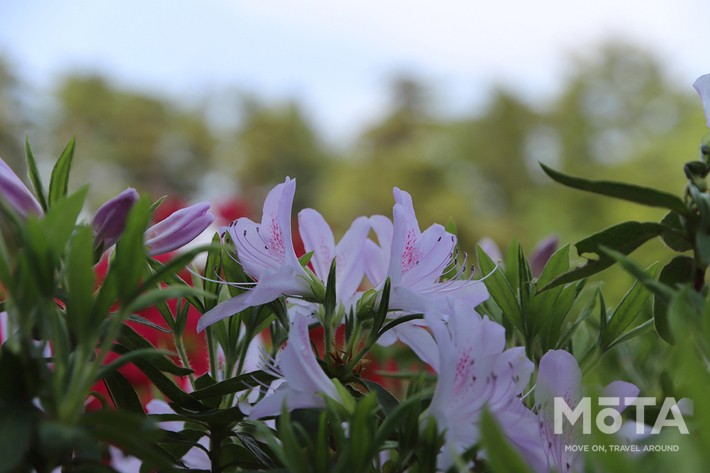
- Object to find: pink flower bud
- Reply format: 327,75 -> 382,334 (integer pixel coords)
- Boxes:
92,188 -> 139,250
0,158 -> 43,218
145,202 -> 214,256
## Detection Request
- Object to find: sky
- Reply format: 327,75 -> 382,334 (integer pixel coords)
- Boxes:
0,0 -> 708,142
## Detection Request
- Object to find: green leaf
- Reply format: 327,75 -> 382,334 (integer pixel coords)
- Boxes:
598,289 -> 608,342
371,393 -> 432,455
537,281 -> 578,351
298,250 -> 314,267
42,186 -> 88,255
98,347 -> 176,381
146,258 -> 206,315
0,231 -> 11,287
349,393 -> 377,471
170,403 -> 246,424
222,232 -> 251,299
66,225 -> 97,342
275,405 -> 309,473
527,245 -> 570,338
362,379 -> 399,416
48,136 -> 76,206
368,278 -> 391,342
542,222 -> 668,290
476,244 -> 524,333
536,244 -> 571,287
601,248 -> 675,303
377,313 -> 423,339
314,413 -> 329,473
121,356 -> 202,410
81,410 -> 178,472
140,244 -> 221,295
24,136 -> 48,211
232,432 -> 277,469
112,198 -> 151,304
324,259 -> 337,321
480,409 -> 534,473
126,285 -> 215,314
125,314 -> 171,333
103,371 -> 144,414
654,256 -> 695,344
0,405 -> 34,473
203,232 -> 223,311
557,286 -> 597,349
601,263 -> 657,350
540,163 -> 688,215
149,195 -> 167,212
604,318 -> 655,350
191,370 -> 277,400
659,211 -> 692,252
115,325 -> 192,376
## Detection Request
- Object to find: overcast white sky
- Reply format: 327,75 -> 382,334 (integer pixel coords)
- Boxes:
1,0 -> 708,141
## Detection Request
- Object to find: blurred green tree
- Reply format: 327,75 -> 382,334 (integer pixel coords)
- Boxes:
53,75 -> 215,201
230,97 -> 328,210
0,57 -> 28,170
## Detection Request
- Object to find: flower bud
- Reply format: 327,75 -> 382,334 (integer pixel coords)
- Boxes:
0,158 -> 43,218
530,235 -> 559,277
145,202 -> 214,256
92,188 -> 139,250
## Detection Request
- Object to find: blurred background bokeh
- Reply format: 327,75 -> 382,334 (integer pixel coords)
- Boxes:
0,0 -> 708,293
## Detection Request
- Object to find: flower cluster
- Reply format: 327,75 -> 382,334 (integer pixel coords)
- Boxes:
5,70 -> 710,471
191,177 -> 639,471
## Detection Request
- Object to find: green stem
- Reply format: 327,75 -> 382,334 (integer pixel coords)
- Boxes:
209,426 -> 226,473
174,332 -> 196,388
235,326 -> 253,377
206,327 -> 218,380
343,319 -> 362,355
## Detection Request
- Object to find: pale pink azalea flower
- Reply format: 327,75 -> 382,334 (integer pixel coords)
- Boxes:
531,350 -> 639,473
0,311 -> 7,345
366,189 -> 487,361
249,308 -> 342,419
693,73 -> 710,127
367,188 -> 488,314
298,208 -> 370,310
421,301 -> 540,471
197,178 -> 313,332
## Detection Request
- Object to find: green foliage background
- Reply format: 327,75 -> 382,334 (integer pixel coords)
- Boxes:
0,41 -> 704,309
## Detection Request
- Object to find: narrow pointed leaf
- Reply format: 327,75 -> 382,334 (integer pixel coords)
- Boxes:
66,225 -> 97,341
24,136 -> 48,211
602,264 -> 657,349
48,136 -> 76,206
542,222 -> 668,290
103,371 -> 144,414
654,256 -> 695,344
540,163 -> 688,215
476,244 -> 524,332
203,232 -> 223,311
191,370 -> 277,400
